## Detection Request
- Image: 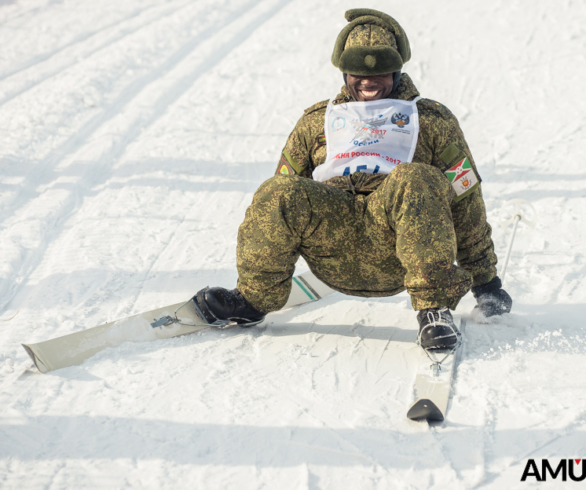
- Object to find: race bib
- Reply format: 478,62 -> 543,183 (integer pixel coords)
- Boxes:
313,97 -> 421,182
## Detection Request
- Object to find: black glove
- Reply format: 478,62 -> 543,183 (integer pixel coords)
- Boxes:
471,276 -> 512,317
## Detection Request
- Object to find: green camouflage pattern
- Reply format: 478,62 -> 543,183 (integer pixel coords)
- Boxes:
244,73 -> 498,312
332,9 -> 409,75
345,24 -> 398,50
238,163 -> 473,313
276,72 -> 497,281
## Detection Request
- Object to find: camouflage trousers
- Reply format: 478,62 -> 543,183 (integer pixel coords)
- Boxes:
237,163 -> 473,313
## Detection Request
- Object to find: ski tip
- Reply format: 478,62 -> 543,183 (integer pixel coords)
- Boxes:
21,344 -> 47,374
407,399 -> 444,422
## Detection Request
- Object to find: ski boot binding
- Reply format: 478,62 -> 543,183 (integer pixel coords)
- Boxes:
417,307 -> 461,350
193,287 -> 265,328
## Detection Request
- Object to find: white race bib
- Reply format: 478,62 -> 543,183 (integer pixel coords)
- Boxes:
313,97 -> 421,182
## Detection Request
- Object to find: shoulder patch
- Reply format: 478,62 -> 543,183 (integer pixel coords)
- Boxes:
277,155 -> 294,175
445,156 -> 479,202
304,99 -> 329,115
417,98 -> 454,121
316,133 -> 326,146
276,149 -> 303,176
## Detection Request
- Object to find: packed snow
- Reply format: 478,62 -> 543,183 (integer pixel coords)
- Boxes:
1,0 -> 585,488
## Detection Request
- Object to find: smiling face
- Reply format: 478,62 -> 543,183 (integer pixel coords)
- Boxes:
346,73 -> 394,101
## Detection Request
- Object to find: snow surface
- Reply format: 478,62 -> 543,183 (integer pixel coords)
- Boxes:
1,0 -> 586,488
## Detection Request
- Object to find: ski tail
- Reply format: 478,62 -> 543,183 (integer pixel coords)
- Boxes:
22,271 -> 335,374
22,343 -> 47,374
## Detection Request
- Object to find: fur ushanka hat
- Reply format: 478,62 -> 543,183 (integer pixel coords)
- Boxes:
331,9 -> 411,76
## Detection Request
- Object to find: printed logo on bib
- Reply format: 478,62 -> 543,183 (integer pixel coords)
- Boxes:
390,112 -> 412,134
391,113 -> 410,127
445,157 -> 478,196
332,117 -> 346,131
350,115 -> 388,146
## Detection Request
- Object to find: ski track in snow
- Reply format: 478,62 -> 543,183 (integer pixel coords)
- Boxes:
1,0 -> 586,488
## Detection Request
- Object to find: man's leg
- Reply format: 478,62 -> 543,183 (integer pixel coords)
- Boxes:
237,174 -> 361,313
366,162 -> 472,311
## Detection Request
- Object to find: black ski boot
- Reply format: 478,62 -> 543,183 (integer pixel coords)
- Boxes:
417,307 -> 461,350
193,287 -> 265,327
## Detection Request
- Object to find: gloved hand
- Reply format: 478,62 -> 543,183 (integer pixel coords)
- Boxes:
471,277 -> 512,317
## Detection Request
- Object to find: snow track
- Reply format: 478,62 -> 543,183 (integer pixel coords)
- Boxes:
0,0 -> 291,312
0,1 -> 196,106
1,0 -> 586,488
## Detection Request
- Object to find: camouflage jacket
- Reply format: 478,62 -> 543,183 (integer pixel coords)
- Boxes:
275,73 -> 497,287
276,73 -> 481,193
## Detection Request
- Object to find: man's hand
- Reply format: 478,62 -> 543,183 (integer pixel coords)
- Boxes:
471,277 -> 512,318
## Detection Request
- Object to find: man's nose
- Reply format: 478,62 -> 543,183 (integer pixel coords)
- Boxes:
360,78 -> 377,86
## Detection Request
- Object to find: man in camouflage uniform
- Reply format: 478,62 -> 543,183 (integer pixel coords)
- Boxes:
194,9 -> 512,349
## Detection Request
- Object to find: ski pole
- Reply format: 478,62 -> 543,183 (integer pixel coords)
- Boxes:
499,214 -> 520,284
498,199 -> 536,285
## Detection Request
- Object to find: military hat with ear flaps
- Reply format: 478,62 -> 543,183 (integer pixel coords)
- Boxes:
332,8 -> 411,76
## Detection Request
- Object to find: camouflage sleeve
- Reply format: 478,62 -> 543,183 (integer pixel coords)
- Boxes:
452,185 -> 498,286
417,102 -> 498,287
275,101 -> 328,179
275,118 -> 315,179
448,126 -> 497,287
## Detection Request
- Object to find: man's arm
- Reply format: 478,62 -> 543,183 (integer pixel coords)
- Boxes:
439,123 -> 498,286
416,103 -> 498,287
452,185 -> 498,286
275,101 -> 329,178
275,121 -> 315,178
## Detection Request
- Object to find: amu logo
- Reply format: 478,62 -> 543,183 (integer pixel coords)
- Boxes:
391,112 -> 410,127
521,459 -> 585,482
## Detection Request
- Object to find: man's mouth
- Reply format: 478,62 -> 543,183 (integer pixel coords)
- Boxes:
359,89 -> 381,99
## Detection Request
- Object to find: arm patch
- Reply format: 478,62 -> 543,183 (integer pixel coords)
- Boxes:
444,155 -> 480,202
441,144 -> 481,202
276,149 -> 303,176
277,155 -> 294,175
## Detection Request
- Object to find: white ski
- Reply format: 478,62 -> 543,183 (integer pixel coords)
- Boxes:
407,317 -> 466,422
22,271 -> 334,374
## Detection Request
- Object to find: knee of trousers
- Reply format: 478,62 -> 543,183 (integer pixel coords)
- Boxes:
253,175 -> 308,202
392,162 -> 445,184
389,162 -> 452,197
